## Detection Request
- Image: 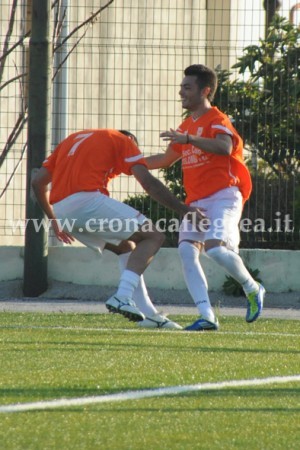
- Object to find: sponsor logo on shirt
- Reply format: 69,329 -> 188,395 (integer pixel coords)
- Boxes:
182,146 -> 209,168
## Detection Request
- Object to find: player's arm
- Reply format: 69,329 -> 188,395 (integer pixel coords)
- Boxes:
189,133 -> 232,155
131,164 -> 205,222
161,128 -> 232,155
144,143 -> 181,169
31,167 -> 56,220
31,167 -> 74,244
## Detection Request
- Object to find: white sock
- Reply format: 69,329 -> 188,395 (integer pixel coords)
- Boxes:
118,253 -> 158,316
116,269 -> 140,299
178,241 -> 215,322
206,246 -> 259,295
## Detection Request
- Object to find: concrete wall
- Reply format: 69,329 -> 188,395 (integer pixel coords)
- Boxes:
1,246 -> 299,293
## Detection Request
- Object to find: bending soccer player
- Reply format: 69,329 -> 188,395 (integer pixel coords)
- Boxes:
145,64 -> 266,331
32,129 -> 205,329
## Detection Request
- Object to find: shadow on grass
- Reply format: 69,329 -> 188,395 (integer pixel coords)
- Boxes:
2,339 -> 300,355
61,406 -> 300,414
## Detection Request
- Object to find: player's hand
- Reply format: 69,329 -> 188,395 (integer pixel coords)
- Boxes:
51,219 -> 75,245
160,128 -> 189,144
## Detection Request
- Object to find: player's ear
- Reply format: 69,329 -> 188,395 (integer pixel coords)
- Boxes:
119,130 -> 139,146
128,134 -> 139,146
201,86 -> 211,98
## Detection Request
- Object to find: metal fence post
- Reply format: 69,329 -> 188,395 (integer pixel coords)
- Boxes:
23,0 -> 52,296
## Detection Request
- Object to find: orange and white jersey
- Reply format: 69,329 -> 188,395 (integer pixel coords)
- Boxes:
43,129 -> 146,204
171,107 -> 252,204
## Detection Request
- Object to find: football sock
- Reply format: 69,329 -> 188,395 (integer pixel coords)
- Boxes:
206,246 -> 259,295
242,278 -> 260,295
178,241 -> 215,322
116,269 -> 140,299
118,253 -> 158,316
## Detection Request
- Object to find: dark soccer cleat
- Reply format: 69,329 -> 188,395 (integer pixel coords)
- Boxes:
137,313 -> 182,329
106,295 -> 145,322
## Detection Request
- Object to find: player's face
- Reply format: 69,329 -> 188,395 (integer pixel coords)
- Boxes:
179,76 -> 203,111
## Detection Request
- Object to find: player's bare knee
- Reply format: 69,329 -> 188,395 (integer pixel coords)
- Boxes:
179,239 -> 203,252
118,240 -> 136,253
104,240 -> 136,255
205,239 -> 225,251
128,227 -> 165,247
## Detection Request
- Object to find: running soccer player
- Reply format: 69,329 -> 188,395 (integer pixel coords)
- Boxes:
145,64 -> 265,331
31,129 -> 205,329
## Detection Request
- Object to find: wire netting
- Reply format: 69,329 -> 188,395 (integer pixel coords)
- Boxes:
0,0 -> 299,247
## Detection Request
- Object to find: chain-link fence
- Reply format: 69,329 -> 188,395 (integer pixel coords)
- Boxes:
1,0 -> 299,248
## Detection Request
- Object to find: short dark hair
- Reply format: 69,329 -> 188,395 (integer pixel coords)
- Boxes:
184,64 -> 217,102
119,130 -> 138,146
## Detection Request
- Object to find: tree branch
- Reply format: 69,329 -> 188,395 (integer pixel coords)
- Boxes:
0,111 -> 28,169
52,28 -> 89,81
0,0 -> 18,82
0,30 -> 31,64
54,0 -> 114,52
0,73 -> 27,92
0,0 -> 115,183
0,142 -> 27,200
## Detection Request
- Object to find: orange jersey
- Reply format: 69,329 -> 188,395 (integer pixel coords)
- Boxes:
172,107 -> 252,204
43,129 -> 146,204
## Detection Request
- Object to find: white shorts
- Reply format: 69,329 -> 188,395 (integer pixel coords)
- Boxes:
179,187 -> 243,252
53,191 -> 147,254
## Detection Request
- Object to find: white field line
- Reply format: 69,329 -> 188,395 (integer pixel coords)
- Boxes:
0,324 -> 299,338
1,375 -> 300,414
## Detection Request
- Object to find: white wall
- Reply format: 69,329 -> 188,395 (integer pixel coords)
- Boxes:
1,246 -> 299,293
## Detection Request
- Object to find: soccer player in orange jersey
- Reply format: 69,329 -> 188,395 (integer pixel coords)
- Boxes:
146,65 -> 265,330
32,129 -> 205,329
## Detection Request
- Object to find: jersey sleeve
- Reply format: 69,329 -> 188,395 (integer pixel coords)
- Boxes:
42,145 -> 61,173
121,139 -> 147,175
209,117 -> 234,139
210,116 -> 242,152
170,142 -> 182,154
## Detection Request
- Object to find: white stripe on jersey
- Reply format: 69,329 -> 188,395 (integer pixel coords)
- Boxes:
212,124 -> 233,136
125,154 -> 145,163
228,160 -> 238,184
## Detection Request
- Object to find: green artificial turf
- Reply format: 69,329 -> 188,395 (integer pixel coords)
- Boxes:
1,312 -> 299,449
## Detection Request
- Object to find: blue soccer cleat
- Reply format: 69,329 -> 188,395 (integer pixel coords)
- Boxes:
185,315 -> 219,331
246,283 -> 265,323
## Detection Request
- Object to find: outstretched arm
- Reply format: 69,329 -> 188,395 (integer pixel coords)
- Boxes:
144,143 -> 181,169
160,128 -> 233,155
31,167 -> 75,244
131,164 -> 205,222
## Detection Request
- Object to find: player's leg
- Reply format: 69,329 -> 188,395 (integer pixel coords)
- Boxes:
118,251 -> 156,315
113,244 -> 182,329
204,187 -> 265,323
206,242 -> 265,323
54,192 -> 163,321
112,225 -> 181,328
105,240 -> 157,317
100,202 -> 165,322
178,214 -> 218,331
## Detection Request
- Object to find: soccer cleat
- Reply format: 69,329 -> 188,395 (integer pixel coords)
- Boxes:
185,315 -> 219,331
105,295 -> 145,322
137,313 -> 183,330
246,283 -> 265,323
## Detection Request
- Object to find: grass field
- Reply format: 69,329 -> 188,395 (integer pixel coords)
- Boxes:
1,311 -> 300,450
